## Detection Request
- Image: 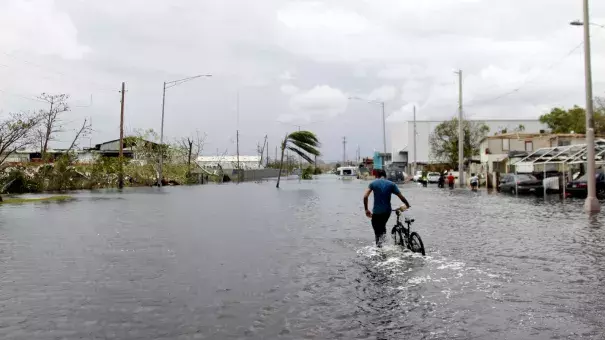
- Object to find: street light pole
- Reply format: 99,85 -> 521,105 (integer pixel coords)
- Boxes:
581,0 -> 600,212
158,74 -> 212,187
413,105 -> 417,175
348,96 -> 388,166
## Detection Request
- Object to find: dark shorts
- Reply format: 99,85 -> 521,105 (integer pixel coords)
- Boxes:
471,182 -> 478,188
371,212 -> 391,247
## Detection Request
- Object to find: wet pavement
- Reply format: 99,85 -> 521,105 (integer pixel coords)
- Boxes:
0,176 -> 604,339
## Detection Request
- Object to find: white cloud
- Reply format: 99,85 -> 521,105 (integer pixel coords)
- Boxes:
378,65 -> 426,80
368,85 -> 397,102
286,85 -> 348,121
2,0 -> 605,159
279,70 -> 296,81
277,2 -> 369,35
280,84 -> 299,95
0,0 -> 90,59
387,102 -> 421,122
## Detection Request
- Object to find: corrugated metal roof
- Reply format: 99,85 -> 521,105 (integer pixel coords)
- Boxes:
197,156 -> 261,162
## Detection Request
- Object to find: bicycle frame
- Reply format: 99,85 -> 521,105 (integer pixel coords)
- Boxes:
391,209 -> 426,255
392,210 -> 414,241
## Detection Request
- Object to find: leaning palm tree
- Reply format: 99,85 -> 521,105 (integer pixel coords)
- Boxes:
276,131 -> 320,188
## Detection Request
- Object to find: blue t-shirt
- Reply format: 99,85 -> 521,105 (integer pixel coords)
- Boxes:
369,178 -> 401,215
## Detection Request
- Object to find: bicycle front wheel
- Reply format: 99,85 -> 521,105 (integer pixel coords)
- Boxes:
392,228 -> 405,247
408,232 -> 426,256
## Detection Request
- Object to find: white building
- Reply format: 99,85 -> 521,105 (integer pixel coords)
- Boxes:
196,155 -> 263,170
389,119 -> 548,166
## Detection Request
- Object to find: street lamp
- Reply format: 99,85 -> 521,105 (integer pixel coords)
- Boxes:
158,74 -> 212,187
570,1 -> 600,212
348,96 -> 387,154
570,20 -> 605,29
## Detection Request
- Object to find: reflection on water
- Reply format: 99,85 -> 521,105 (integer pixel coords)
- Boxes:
0,177 -> 604,339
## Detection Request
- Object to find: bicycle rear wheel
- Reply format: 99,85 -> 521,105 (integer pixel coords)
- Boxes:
408,232 -> 426,256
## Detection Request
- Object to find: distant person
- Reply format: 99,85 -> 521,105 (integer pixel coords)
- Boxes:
363,169 -> 411,247
438,172 -> 445,188
470,173 -> 479,191
447,172 -> 455,189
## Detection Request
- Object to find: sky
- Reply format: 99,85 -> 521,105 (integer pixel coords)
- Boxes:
0,0 -> 604,161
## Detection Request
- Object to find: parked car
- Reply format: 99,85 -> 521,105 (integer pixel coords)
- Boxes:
427,172 -> 441,183
499,174 -> 543,194
387,170 -> 405,183
412,171 -> 422,182
566,170 -> 605,199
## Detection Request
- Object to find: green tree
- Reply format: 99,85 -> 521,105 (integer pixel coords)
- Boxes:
276,131 -> 320,188
539,106 -> 587,134
539,100 -> 605,135
429,118 -> 490,169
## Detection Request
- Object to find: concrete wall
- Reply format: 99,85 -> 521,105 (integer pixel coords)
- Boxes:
231,168 -> 280,181
2,152 -> 30,163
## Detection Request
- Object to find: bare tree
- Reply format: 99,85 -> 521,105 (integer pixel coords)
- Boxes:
176,131 -> 207,175
66,118 -> 92,153
38,93 -> 70,157
0,112 -> 42,165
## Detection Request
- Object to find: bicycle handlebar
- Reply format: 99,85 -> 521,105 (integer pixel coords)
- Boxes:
392,205 -> 410,213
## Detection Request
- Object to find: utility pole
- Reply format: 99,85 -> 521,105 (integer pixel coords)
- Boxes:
381,102 -> 386,154
119,82 -> 125,189
266,138 -> 269,166
456,69 -> 464,188
236,130 -> 240,179
582,0 -> 600,212
236,91 -> 240,180
413,105 -> 417,175
342,136 -> 347,165
158,81 -> 167,187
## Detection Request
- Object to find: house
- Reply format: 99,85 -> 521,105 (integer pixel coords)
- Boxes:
372,152 -> 392,170
0,138 -> 162,166
389,119 -> 548,170
479,133 -> 592,173
86,138 -> 163,161
196,155 -> 263,170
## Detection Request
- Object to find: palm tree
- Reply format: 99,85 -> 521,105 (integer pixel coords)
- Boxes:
276,131 -> 320,188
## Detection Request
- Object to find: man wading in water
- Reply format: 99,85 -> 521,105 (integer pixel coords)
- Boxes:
363,169 -> 411,247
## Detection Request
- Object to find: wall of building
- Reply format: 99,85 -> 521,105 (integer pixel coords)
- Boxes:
99,140 -> 121,151
2,152 -> 30,163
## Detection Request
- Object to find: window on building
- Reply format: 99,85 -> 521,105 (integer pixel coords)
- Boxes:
525,141 -> 533,152
558,139 -> 571,147
502,139 -> 510,151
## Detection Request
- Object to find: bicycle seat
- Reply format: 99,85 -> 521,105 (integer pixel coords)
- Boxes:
405,217 -> 415,223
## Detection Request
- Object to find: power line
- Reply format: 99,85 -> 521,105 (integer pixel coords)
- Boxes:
465,41 -> 585,109
0,89 -> 46,103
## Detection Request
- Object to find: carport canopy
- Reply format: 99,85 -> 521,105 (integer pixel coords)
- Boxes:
512,139 -> 605,173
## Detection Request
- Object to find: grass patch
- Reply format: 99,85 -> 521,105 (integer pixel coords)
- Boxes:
0,195 -> 73,205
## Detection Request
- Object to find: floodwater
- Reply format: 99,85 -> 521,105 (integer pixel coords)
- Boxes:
0,176 -> 604,339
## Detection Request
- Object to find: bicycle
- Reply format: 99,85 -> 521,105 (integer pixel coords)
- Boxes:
390,207 -> 426,256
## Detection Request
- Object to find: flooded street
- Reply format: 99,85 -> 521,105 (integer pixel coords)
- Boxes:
1,176 -> 605,339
